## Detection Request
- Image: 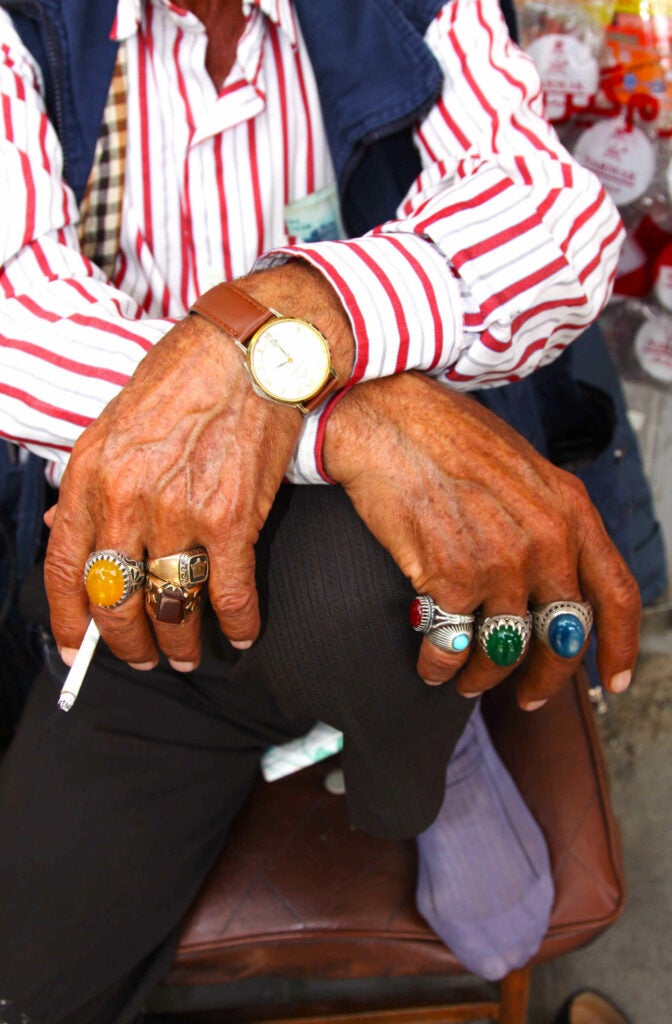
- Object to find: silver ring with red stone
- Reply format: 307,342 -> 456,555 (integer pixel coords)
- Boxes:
145,573 -> 204,625
409,595 -> 475,654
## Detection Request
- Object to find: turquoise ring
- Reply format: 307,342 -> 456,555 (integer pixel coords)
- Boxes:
409,595 -> 474,653
533,601 -> 593,658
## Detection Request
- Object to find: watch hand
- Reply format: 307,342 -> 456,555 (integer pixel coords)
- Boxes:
268,335 -> 292,361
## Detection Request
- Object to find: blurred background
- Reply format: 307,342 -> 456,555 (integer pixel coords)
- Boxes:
516,1 -> 672,1017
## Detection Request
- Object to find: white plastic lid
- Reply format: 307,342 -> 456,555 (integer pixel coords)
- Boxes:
574,121 -> 656,207
526,34 -> 599,122
635,317 -> 672,383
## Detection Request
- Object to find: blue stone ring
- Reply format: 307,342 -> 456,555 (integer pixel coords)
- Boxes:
532,601 -> 593,659
409,595 -> 475,654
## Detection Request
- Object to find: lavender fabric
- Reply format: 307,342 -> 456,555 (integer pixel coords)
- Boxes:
416,700 -> 554,980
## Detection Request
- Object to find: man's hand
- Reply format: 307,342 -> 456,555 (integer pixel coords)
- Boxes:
324,372 -> 640,708
44,262 -> 354,671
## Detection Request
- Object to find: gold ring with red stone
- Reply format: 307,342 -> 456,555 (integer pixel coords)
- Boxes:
84,550 -> 147,608
144,573 -> 203,625
146,546 -> 209,588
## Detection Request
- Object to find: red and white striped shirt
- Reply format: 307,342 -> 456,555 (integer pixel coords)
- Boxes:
0,0 -> 623,485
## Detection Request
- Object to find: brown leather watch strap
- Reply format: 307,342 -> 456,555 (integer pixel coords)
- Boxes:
189,279 -> 339,414
190,281 -> 274,344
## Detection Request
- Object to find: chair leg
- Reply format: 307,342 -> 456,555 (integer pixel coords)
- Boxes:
498,964 -> 531,1024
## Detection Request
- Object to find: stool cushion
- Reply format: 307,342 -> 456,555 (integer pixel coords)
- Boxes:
167,670 -> 624,986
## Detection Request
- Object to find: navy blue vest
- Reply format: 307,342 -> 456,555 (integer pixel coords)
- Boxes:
2,0 -> 667,602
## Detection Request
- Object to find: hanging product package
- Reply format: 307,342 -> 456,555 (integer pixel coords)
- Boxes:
518,0 -> 672,391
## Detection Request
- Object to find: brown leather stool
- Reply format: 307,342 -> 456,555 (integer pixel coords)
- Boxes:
144,668 -> 624,1024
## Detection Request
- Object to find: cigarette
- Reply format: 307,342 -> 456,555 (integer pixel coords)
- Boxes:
57,619 -> 100,712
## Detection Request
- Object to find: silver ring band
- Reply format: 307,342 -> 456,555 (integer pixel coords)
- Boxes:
84,550 -> 146,608
410,595 -> 474,653
533,600 -> 593,658
477,612 -> 532,667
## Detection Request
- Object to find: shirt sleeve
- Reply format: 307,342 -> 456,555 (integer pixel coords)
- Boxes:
0,12 -> 170,485
260,0 -> 625,484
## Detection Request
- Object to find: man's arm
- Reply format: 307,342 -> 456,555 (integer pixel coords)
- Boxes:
0,12 -> 354,667
323,373 -> 640,705
44,261 -> 356,667
262,0 -> 624,483
0,10 -> 172,479
1,0 -> 619,482
5,1 -> 631,684
47,358 -> 641,702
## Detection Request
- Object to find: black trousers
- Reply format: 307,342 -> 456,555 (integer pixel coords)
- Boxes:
0,485 -> 472,1024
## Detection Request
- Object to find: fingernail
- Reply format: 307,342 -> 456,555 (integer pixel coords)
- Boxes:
523,698 -> 547,711
422,677 -> 445,687
460,691 -> 481,699
130,661 -> 159,672
609,669 -> 632,693
168,660 -> 197,673
60,648 -> 77,667
230,639 -> 253,650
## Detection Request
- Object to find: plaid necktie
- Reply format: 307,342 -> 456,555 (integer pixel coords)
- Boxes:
77,43 -> 128,280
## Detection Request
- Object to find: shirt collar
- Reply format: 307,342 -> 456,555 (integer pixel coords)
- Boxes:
245,0 -> 299,46
112,0 -> 298,46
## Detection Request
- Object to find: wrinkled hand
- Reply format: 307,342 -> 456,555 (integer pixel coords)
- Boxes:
45,262 -> 354,671
324,372 -> 640,708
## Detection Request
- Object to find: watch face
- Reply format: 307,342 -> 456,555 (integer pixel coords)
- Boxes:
248,318 -> 331,404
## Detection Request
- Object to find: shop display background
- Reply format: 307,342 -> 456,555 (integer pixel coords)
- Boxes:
517,3 -> 671,1019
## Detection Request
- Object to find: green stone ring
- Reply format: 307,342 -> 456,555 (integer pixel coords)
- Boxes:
477,612 -> 533,667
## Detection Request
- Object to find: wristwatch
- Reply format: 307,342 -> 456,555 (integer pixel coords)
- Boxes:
190,281 -> 340,413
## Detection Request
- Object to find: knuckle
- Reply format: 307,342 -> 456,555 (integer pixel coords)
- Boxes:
92,616 -> 152,662
421,646 -> 467,683
608,573 -> 642,621
554,473 -> 593,531
545,512 -> 573,551
529,498 -> 573,551
561,468 -> 590,507
210,584 -> 255,619
199,498 -> 238,536
155,629 -> 200,663
503,542 -> 529,577
107,466 -> 146,511
44,553 -> 79,598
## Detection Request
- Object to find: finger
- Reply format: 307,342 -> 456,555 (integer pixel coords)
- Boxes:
90,590 -> 158,668
454,593 -> 531,699
44,513 -> 93,655
46,452 -> 160,666
145,577 -> 204,671
47,526 -> 159,670
578,515 -> 641,694
515,636 -> 587,710
417,632 -> 473,686
206,536 -> 261,649
515,573 -> 591,708
410,592 -> 475,685
83,537 -> 158,667
141,532 -> 214,668
80,515 -> 157,667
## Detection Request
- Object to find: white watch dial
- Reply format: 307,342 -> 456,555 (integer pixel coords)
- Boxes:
248,318 -> 331,403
